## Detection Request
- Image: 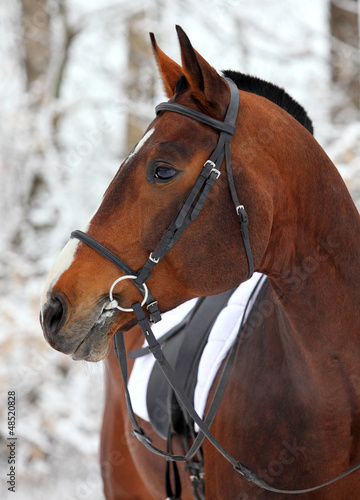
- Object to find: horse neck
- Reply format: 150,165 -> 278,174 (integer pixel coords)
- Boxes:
258,127 -> 360,360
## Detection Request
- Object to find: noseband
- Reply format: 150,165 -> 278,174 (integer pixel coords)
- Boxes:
70,78 -> 360,495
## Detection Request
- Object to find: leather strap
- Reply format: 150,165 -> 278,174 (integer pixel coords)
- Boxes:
146,289 -> 234,439
156,102 -> 236,135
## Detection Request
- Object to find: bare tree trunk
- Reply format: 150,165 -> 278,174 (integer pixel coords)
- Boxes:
21,0 -> 51,87
330,0 -> 360,120
125,10 -> 156,152
8,0 -> 77,251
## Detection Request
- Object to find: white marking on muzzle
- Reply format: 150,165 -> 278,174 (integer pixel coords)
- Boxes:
41,238 -> 79,306
41,203 -> 102,306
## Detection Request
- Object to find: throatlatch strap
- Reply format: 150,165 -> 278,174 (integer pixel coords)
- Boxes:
224,142 -> 254,279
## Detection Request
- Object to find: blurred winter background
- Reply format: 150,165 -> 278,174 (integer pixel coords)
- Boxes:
0,0 -> 359,498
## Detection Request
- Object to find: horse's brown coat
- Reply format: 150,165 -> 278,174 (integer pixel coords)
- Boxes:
41,26 -> 360,498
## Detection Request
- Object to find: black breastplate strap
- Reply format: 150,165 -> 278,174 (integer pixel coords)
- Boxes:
129,299 -> 360,496
145,288 -> 235,440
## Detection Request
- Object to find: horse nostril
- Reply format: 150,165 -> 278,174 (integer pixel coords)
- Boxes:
41,294 -> 67,337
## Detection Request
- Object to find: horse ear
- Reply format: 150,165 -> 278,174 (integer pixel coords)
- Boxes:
150,32 -> 183,98
176,25 -> 227,112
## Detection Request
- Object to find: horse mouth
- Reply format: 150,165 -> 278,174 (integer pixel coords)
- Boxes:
71,304 -> 119,362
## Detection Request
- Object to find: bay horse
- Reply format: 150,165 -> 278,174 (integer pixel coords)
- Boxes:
40,26 -> 360,499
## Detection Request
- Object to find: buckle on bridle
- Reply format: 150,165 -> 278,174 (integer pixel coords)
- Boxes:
236,204 -> 245,215
149,252 -> 160,264
210,167 -> 221,179
204,160 -> 221,179
147,300 -> 158,311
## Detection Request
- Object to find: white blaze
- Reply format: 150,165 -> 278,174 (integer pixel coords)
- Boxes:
124,127 -> 155,165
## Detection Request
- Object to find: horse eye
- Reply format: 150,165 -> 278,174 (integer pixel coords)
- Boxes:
154,166 -> 177,181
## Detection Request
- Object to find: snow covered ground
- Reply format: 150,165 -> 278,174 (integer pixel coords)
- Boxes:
1,1 -> 359,499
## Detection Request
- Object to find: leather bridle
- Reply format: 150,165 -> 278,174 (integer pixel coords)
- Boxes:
70,78 -> 360,495
72,77 -> 253,324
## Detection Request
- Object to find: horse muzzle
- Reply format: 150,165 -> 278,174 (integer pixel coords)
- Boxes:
40,292 -> 116,361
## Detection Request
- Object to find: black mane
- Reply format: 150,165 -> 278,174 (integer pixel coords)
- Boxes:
222,70 -> 314,135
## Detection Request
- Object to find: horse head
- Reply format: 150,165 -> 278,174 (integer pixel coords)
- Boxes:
40,26 -> 309,362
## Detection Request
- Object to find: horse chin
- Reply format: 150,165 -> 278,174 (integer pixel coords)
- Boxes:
71,308 -> 138,362
71,307 -> 119,362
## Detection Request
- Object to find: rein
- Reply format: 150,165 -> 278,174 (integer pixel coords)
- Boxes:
70,78 -> 360,495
